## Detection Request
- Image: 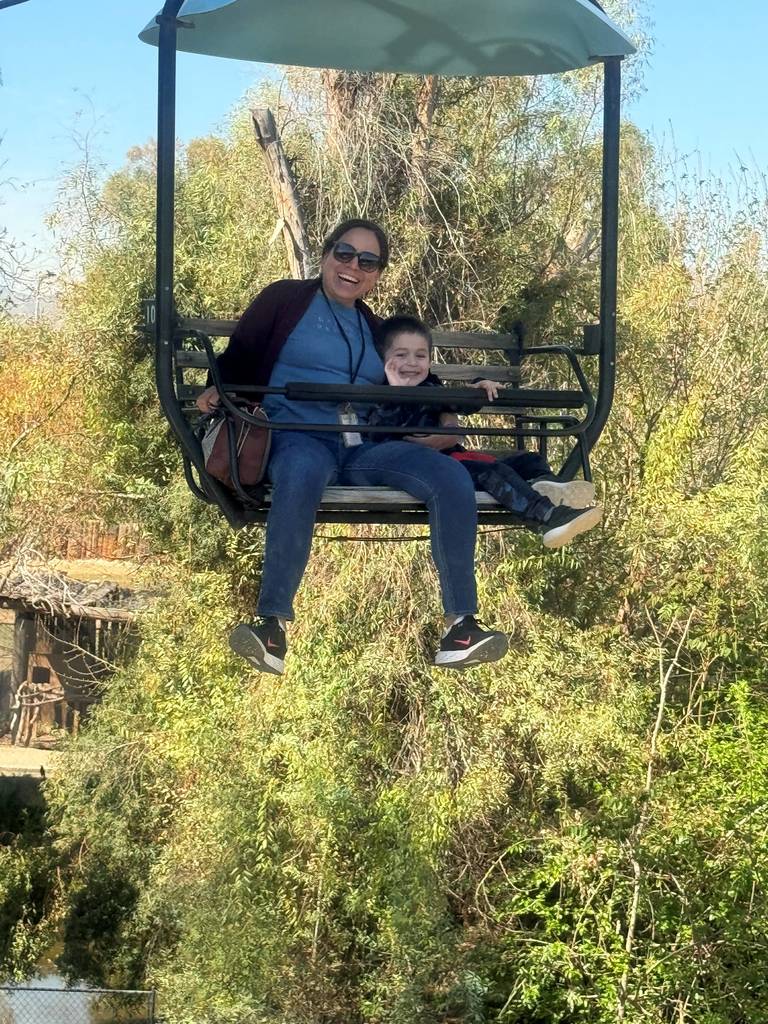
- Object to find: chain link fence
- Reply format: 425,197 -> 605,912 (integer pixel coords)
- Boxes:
0,985 -> 155,1023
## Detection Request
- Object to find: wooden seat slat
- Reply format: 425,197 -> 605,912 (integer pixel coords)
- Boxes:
177,316 -> 236,337
428,364 -> 519,382
176,350 -> 232,367
432,330 -> 516,350
176,317 -> 516,351
266,486 -> 500,509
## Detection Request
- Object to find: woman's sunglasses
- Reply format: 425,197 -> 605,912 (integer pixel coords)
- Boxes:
331,241 -> 382,273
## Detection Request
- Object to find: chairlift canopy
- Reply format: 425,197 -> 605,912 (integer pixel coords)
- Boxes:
139,0 -> 635,76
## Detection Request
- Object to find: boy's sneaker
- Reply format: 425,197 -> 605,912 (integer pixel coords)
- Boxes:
540,504 -> 602,549
434,615 -> 509,669
229,617 -> 286,675
531,474 -> 595,509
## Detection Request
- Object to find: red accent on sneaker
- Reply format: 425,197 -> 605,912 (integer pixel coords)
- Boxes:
455,637 -> 473,646
267,638 -> 279,649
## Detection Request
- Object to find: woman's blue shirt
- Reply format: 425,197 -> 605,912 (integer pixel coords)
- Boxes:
262,291 -> 384,425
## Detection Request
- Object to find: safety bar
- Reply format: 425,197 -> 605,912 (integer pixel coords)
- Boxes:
192,328 -> 592,434
282,382 -> 589,410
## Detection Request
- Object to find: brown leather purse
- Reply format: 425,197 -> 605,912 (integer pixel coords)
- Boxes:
200,403 -> 271,493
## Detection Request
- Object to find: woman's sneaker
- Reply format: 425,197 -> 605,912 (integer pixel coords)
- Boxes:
531,474 -> 595,508
229,617 -> 286,675
434,615 -> 509,669
540,504 -> 602,549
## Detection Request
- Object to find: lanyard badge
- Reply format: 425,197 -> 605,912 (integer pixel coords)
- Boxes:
322,289 -> 368,448
338,402 -> 363,447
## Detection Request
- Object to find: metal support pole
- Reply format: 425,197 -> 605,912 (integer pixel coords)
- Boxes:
155,0 -> 184,360
561,56 -> 622,479
596,57 -> 621,437
153,1 -> 246,526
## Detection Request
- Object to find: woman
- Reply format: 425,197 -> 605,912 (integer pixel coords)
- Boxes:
197,219 -> 508,674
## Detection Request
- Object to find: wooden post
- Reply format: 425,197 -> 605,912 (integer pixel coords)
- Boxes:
24,702 -> 40,747
251,107 -> 310,280
9,680 -> 28,744
11,611 -> 35,696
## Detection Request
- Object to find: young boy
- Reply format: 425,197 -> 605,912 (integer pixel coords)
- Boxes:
370,315 -> 602,548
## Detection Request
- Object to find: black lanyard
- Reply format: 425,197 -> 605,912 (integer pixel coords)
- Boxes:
321,288 -> 368,385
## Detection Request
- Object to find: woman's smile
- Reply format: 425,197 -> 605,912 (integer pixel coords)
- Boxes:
336,268 -> 362,288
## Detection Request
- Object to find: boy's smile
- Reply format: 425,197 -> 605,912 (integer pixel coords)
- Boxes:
384,331 -> 431,385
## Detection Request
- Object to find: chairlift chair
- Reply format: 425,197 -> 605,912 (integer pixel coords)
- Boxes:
140,0 -> 635,529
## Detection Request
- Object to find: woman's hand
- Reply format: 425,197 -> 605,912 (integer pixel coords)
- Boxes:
196,386 -> 221,414
469,379 -> 500,401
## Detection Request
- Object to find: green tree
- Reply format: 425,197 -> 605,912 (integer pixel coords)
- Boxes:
2,45 -> 768,1023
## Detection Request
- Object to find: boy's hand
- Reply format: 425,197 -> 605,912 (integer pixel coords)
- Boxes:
469,379 -> 500,401
405,412 -> 460,450
404,433 -> 462,450
384,356 -> 420,387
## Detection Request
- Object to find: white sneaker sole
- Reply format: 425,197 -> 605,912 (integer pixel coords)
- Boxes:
229,624 -> 284,675
434,632 -> 509,668
542,505 -> 603,549
532,478 -> 596,508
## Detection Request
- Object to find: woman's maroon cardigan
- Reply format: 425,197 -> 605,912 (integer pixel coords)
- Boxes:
214,277 -> 382,389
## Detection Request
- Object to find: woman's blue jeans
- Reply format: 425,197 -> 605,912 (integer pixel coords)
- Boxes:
256,431 -> 479,620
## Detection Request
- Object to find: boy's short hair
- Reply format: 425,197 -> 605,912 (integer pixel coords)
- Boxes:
377,314 -> 433,356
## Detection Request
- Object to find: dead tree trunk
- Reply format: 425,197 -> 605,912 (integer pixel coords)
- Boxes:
411,75 -> 440,204
322,70 -> 362,123
251,107 -> 310,280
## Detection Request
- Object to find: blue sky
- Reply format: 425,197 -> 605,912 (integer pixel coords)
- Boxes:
0,0 -> 766,269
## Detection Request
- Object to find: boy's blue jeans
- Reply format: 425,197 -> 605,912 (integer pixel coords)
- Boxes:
256,431 -> 479,620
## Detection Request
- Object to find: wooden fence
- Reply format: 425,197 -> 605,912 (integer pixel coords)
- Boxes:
53,522 -> 149,561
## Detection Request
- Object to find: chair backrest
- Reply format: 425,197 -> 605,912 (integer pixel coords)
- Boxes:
173,316 -> 523,407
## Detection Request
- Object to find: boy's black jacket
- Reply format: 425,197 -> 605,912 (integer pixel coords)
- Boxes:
367,374 -> 449,439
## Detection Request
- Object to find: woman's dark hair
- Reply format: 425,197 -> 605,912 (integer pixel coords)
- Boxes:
321,218 -> 390,269
377,314 -> 433,356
